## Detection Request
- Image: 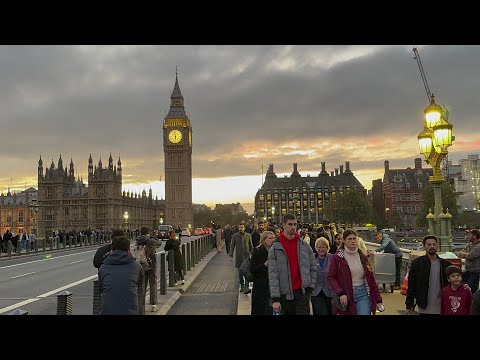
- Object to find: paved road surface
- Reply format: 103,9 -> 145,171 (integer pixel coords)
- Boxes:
0,236 -> 201,315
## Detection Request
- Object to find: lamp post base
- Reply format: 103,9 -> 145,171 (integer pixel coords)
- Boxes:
438,235 -> 454,253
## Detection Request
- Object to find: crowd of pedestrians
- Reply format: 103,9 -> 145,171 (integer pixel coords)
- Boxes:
226,214 -> 480,316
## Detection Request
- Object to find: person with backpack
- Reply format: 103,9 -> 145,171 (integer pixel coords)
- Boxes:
135,226 -> 162,313
164,230 -> 185,285
98,236 -> 144,315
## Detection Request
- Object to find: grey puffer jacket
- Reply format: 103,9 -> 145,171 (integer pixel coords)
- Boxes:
268,235 -> 316,301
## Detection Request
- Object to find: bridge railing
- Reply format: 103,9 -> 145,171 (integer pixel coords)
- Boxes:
364,241 -> 465,278
0,233 -> 113,259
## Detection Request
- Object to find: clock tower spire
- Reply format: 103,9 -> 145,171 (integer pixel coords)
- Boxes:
163,70 -> 193,229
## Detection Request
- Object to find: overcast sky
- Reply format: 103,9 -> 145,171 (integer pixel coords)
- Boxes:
1,45 -> 479,212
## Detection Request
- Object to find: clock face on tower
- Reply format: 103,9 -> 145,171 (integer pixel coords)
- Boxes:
168,129 -> 182,143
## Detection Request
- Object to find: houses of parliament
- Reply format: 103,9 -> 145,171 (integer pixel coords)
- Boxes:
0,154 -> 165,236
0,73 -> 195,236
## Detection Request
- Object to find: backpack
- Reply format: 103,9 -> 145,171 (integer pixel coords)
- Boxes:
134,243 -> 153,272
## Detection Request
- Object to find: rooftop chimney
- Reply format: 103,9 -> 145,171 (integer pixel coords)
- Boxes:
320,162 -> 328,175
414,158 -> 422,170
384,160 -> 390,172
335,168 -> 339,176
330,171 -> 334,177
339,165 -> 344,174
293,163 -> 298,172
345,161 -> 352,173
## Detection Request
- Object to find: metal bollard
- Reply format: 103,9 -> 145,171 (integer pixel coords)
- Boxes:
35,239 -> 38,253
181,243 -> 187,276
69,236 -> 72,249
56,290 -> 73,315
8,309 -> 28,315
190,241 -> 195,267
49,237 -> 53,251
92,279 -> 101,315
186,242 -> 191,271
160,252 -> 167,295
42,238 -> 46,252
168,250 -> 175,287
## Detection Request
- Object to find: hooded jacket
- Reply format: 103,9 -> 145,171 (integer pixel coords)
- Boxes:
98,250 -> 144,315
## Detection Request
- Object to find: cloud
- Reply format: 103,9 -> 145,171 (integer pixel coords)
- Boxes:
1,45 -> 479,201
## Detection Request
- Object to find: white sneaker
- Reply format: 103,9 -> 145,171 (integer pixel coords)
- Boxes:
174,282 -> 178,286
181,280 -> 185,285
151,305 -> 159,312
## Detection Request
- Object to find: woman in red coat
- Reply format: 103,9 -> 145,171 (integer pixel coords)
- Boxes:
327,229 -> 382,315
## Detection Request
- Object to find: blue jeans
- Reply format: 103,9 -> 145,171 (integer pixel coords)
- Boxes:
353,284 -> 371,315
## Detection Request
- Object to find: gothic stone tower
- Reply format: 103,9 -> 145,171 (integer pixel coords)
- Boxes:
163,72 -> 193,229
87,153 -> 123,229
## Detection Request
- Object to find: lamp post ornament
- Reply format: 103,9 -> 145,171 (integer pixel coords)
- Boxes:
417,95 -> 454,251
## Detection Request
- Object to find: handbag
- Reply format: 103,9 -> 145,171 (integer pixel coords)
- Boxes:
239,256 -> 253,282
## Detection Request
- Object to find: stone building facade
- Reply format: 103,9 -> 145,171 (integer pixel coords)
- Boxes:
255,161 -> 365,224
0,187 -> 38,235
381,158 -> 432,230
37,154 -> 164,237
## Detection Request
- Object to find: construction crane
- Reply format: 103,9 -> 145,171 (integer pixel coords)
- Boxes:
412,47 -> 450,178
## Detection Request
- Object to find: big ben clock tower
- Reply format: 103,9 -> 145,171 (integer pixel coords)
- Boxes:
163,71 -> 193,229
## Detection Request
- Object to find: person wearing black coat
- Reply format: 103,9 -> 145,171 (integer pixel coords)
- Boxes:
93,229 -> 125,269
406,235 -> 453,314
164,230 -> 185,285
98,236 -> 144,315
250,230 -> 276,315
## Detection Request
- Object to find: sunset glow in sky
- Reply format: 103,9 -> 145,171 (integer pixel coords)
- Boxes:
1,45 -> 480,214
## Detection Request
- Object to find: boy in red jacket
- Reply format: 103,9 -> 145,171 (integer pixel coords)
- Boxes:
441,265 -> 472,315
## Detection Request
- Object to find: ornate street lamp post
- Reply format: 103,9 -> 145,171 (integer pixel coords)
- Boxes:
29,198 -> 39,236
271,206 -> 275,224
123,211 -> 129,230
160,217 -> 164,226
417,95 -> 454,251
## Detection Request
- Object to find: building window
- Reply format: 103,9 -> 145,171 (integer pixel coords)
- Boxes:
18,210 -> 24,222
406,183 -> 410,190
418,182 -> 423,189
259,194 -> 264,201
